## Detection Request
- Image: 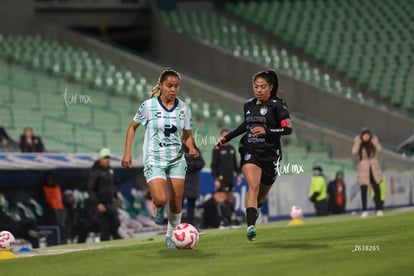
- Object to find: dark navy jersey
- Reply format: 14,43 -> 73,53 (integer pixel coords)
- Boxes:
225,96 -> 292,159
211,144 -> 240,182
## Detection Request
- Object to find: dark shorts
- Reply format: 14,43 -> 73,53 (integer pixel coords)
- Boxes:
216,180 -> 234,192
239,147 -> 279,185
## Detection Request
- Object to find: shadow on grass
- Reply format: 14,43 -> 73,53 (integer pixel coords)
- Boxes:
258,242 -> 330,250
158,249 -> 217,259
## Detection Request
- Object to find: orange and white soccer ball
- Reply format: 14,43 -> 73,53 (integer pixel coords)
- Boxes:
0,231 -> 16,251
172,223 -> 199,249
289,205 -> 303,219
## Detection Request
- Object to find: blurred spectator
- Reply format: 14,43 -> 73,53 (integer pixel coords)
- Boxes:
202,191 -> 232,229
0,193 -> 44,249
352,128 -> 384,218
39,171 -> 66,244
116,198 -> 143,238
62,189 -> 91,243
88,148 -> 121,241
129,188 -> 162,227
62,190 -> 77,243
76,196 -> 100,243
182,144 -> 205,227
211,129 -> 242,226
0,126 -> 15,145
327,171 -> 346,214
0,126 -> 19,152
309,166 -> 328,216
19,127 -> 45,152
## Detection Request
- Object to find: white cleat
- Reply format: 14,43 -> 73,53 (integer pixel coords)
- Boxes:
376,210 -> 384,217
361,211 -> 368,218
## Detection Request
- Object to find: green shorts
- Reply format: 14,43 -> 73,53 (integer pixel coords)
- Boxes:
143,157 -> 187,183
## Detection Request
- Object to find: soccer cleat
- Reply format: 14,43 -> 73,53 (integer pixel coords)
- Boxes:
376,210 -> 384,217
165,236 -> 176,249
153,206 -> 165,225
246,225 -> 256,242
361,211 -> 368,218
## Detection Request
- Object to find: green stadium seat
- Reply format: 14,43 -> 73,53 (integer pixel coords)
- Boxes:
224,0 -> 414,110
0,33 -> 358,168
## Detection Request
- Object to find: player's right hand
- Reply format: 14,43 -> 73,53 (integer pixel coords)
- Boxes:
215,137 -> 226,149
214,180 -> 221,189
121,155 -> 132,168
97,203 -> 106,212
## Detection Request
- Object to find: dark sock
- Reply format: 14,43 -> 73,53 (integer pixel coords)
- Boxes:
361,186 -> 368,211
246,207 -> 257,227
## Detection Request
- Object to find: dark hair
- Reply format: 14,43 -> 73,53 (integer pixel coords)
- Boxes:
360,127 -> 372,138
253,69 -> 279,97
151,68 -> 181,98
358,128 -> 376,159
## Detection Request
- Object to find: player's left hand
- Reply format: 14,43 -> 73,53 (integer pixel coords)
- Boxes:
237,175 -> 243,185
251,126 -> 266,135
188,148 -> 199,158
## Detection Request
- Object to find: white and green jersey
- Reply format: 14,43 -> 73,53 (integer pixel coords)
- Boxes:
133,96 -> 192,167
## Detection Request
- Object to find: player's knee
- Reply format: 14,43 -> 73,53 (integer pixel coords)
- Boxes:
152,195 -> 168,206
248,183 -> 260,194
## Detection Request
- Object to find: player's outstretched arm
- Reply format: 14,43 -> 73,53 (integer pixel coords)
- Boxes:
182,129 -> 199,158
122,121 -> 140,168
215,121 -> 247,148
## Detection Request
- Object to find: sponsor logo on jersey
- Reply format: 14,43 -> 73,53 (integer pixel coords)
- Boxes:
246,116 -> 266,123
159,142 -> 181,147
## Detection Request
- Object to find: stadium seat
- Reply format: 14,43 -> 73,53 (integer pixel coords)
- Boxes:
225,0 -> 414,110
0,33 -> 357,168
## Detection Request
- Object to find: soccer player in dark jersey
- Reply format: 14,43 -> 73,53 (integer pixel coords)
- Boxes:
216,69 -> 292,241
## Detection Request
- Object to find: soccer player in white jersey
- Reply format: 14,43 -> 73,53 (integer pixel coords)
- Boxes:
122,68 -> 198,248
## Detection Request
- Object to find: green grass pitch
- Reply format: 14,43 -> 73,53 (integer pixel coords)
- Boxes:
1,209 -> 413,276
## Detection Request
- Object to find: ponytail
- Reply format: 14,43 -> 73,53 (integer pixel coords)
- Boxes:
150,84 -> 161,98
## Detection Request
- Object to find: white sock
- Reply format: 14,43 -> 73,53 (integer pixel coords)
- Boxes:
164,202 -> 170,216
166,212 -> 182,237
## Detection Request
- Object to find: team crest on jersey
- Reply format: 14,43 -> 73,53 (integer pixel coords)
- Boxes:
244,153 -> 251,161
144,166 -> 153,178
260,106 -> 268,115
179,109 -> 185,120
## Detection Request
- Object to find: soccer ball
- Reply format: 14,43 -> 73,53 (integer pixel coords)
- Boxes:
172,223 -> 199,249
0,231 -> 16,251
289,205 -> 303,219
